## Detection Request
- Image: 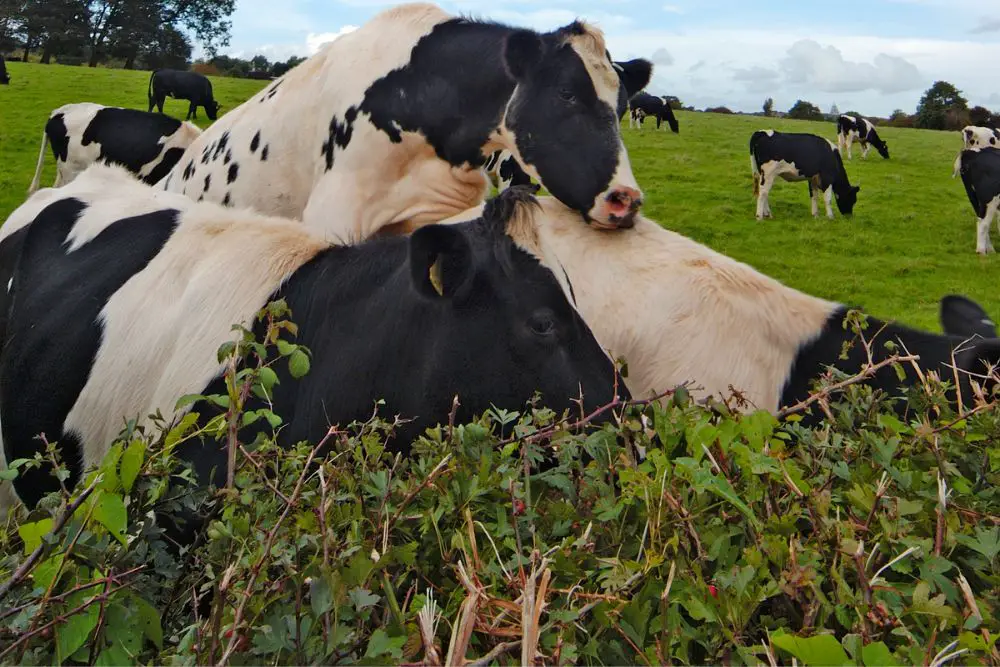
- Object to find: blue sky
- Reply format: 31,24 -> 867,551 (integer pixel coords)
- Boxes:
221,0 -> 998,116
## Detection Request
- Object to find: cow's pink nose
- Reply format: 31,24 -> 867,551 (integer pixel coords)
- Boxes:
602,186 -> 642,228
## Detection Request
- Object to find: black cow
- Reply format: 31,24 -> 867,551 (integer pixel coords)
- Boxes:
750,130 -> 860,220
148,69 -> 221,121
940,295 -> 998,339
27,102 -> 202,193
836,114 -> 889,160
0,169 -> 625,515
957,146 -> 1000,254
627,92 -> 679,133
247,70 -> 274,81
0,55 -> 9,85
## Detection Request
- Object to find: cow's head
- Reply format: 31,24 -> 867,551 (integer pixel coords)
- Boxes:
406,186 -> 626,426
940,294 -> 998,339
835,184 -> 861,216
501,23 -> 652,230
874,138 -> 890,159
206,101 -> 222,121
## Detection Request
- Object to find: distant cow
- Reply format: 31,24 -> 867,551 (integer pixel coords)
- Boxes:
247,70 -> 273,81
0,168 -> 624,515
148,69 -> 221,121
27,102 -> 201,194
0,55 -> 9,85
836,114 -> 889,160
957,146 -> 1000,254
953,126 -> 1000,177
628,92 -> 679,133
750,130 -> 860,220
158,3 -> 653,242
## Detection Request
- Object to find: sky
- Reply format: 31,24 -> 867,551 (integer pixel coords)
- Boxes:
219,0 -> 999,117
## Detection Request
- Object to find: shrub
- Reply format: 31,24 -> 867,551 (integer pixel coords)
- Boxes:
190,62 -> 220,77
705,106 -> 734,115
1,303 -> 998,665
787,100 -> 825,121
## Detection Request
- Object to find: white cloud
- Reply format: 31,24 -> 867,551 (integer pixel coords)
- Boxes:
779,39 -> 923,94
970,17 -> 1000,33
662,4 -> 684,13
651,48 -> 674,66
306,26 -> 359,54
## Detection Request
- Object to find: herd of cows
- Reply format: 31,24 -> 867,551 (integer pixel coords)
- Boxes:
0,3 -> 998,532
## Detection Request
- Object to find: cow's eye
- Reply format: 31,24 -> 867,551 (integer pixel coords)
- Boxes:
529,312 -> 556,337
559,89 -> 577,104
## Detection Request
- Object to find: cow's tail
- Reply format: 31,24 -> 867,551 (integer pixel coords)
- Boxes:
27,128 -> 49,194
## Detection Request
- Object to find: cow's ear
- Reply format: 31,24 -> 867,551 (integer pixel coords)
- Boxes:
409,225 -> 474,300
615,59 -> 652,99
504,30 -> 543,81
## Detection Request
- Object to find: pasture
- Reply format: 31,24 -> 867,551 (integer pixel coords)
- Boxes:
0,61 -> 996,331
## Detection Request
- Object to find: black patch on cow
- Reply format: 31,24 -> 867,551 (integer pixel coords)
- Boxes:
224,149 -> 232,165
213,131 -> 229,161
498,155 -> 531,187
264,80 -> 282,101
227,163 -> 239,184
261,145 -> 269,161
45,113 -> 70,163
163,173 -> 173,190
1,200 -> 180,508
959,147 -> 1000,218
182,158 -> 195,181
321,107 -> 357,171
201,145 -> 211,164
145,147 -> 186,186
250,131 -> 260,153
222,192 -> 231,207
198,194 -> 204,202
78,108 -> 185,185
203,174 -> 211,192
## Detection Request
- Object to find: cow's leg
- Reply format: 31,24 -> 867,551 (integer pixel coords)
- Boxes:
809,182 -> 819,217
823,186 -> 835,219
976,199 -> 998,254
755,170 -> 773,220
846,139 -> 853,160
861,142 -> 870,160
157,96 -> 165,114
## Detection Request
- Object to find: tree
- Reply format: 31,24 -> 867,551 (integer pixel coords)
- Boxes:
969,106 -> 994,127
762,97 -> 774,117
916,80 -> 968,130
250,53 -> 269,71
829,103 -> 840,117
787,99 -> 824,121
270,55 -> 303,77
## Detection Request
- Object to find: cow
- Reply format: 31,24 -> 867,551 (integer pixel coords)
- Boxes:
953,126 -> 1000,177
156,2 -> 653,243
956,146 -> 1000,254
26,103 -> 202,194
0,167 -> 625,518
0,54 -> 9,85
750,130 -> 860,220
247,70 -> 274,81
148,69 -> 221,121
483,149 -> 531,192
940,295 -> 998,339
627,92 -> 679,133
836,114 -> 889,160
453,194 -> 1000,418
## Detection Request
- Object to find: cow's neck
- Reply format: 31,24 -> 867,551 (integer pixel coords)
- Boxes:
532,198 -> 837,411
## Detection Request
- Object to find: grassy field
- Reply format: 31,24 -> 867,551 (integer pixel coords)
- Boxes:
0,61 -> 996,330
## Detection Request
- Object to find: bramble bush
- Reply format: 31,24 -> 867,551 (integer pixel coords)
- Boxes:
1,301 -> 998,665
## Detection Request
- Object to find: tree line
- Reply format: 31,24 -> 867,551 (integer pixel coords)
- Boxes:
0,0 -> 233,69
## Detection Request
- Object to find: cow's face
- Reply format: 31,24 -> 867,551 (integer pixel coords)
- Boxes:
501,23 -> 651,230
836,185 -> 860,215
407,187 -> 625,418
207,101 -> 222,121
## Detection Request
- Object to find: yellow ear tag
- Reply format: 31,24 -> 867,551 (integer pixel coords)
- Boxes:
429,257 -> 444,296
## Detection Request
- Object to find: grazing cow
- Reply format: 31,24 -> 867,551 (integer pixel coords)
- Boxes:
836,114 -> 889,160
956,146 -> 1000,254
627,92 -> 679,133
750,130 -> 860,220
148,69 -> 221,121
0,55 -> 9,85
158,3 -> 653,242
0,167 -> 624,515
27,103 -> 202,194
474,195 -> 999,417
940,295 -> 998,339
953,126 -> 1000,177
483,149 -> 531,192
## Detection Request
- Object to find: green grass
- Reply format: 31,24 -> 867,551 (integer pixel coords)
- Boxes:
1,62 -> 996,330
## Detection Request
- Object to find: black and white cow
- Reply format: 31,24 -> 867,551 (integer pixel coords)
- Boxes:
627,92 -> 679,133
0,167 -> 624,514
953,126 -> 1000,177
836,114 -> 889,160
158,3 -> 653,241
148,69 -> 222,121
0,55 -> 9,85
463,195 -> 1000,417
750,130 -> 860,220
27,103 -> 202,194
956,146 -> 1000,254
940,295 -> 998,339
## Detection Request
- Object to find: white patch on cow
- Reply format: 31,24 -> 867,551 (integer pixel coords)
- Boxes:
823,186 -> 835,219
137,121 -> 202,180
754,159 -> 800,220
975,195 -> 1000,255
6,278 -> 11,292
764,129 -> 775,137
54,169 -> 327,465
962,126 -> 999,150
527,197 -> 837,410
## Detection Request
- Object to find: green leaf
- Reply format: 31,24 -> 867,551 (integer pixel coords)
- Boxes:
217,340 -> 237,363
956,527 -> 1000,561
311,576 -> 333,616
56,606 -> 99,662
94,493 -> 128,545
18,518 -> 53,554
119,440 -> 144,493
288,349 -> 310,379
133,595 -> 163,649
364,629 -> 405,659
0,467 -> 18,481
696,469 -> 762,531
862,642 -> 896,666
34,554 -> 66,590
276,339 -> 296,356
771,631 -> 851,666
95,642 -> 132,667
258,366 -> 280,393
174,394 -> 203,410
